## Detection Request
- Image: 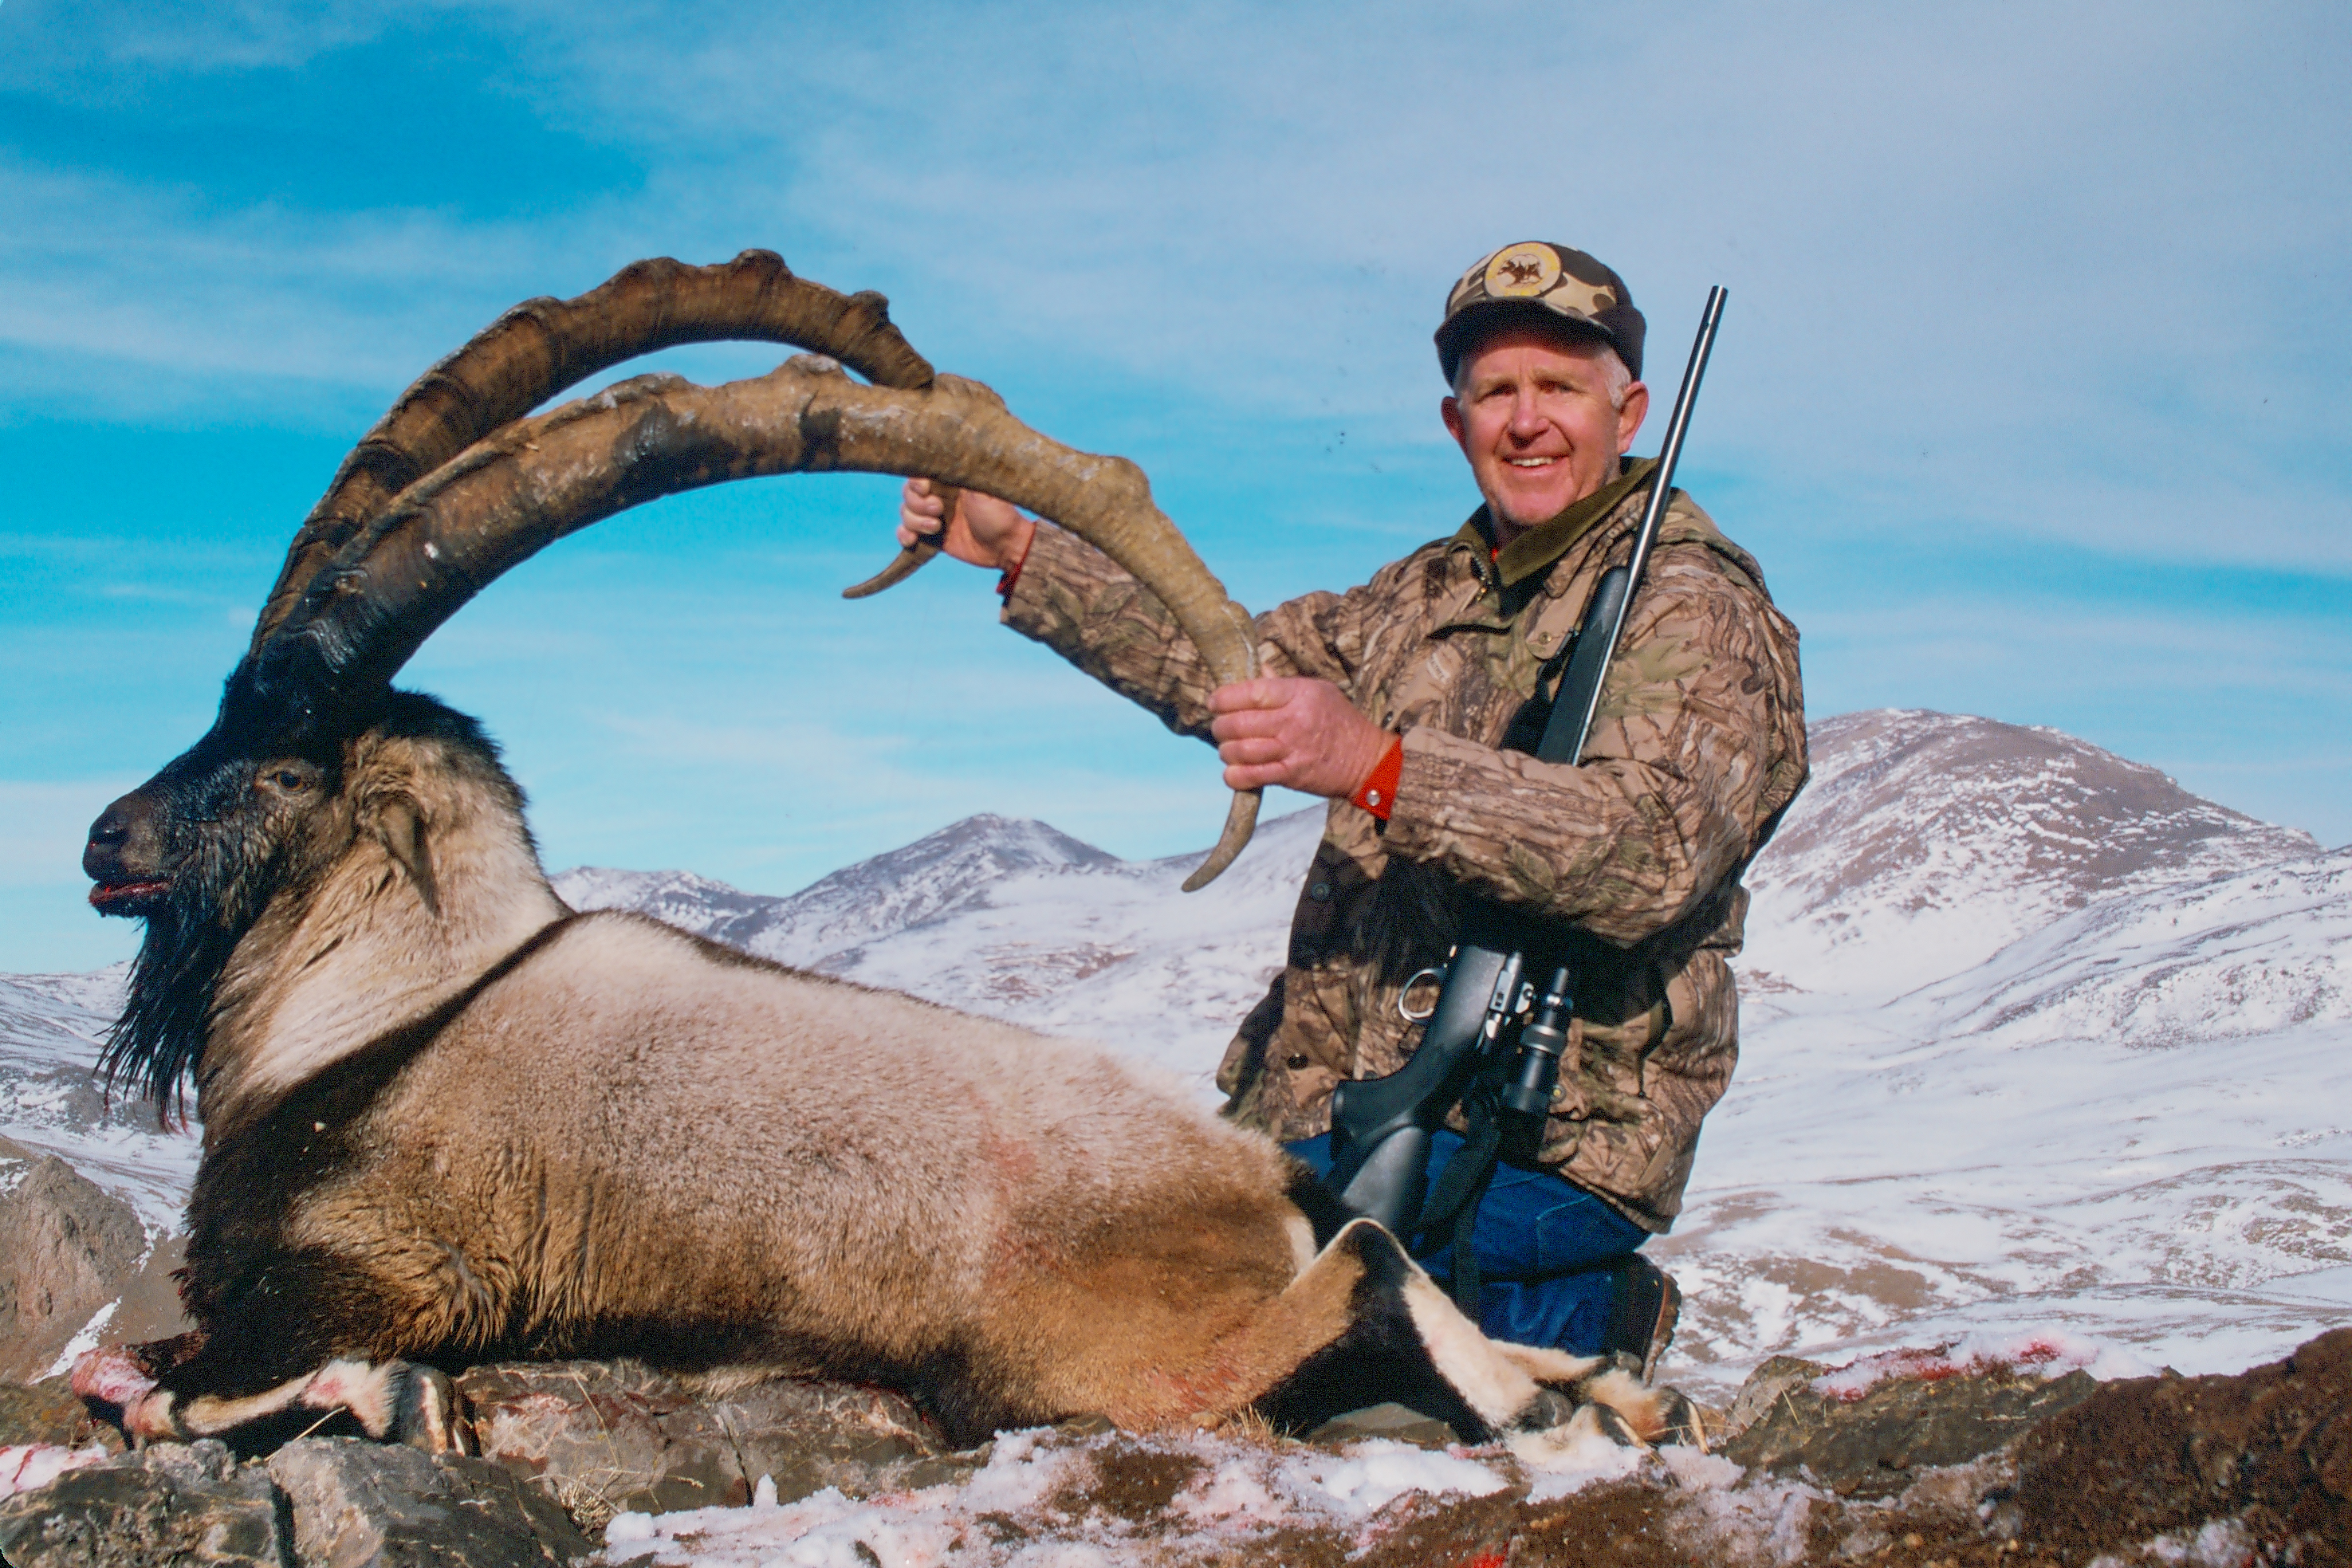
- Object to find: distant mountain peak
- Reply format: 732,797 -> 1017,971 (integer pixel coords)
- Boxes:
552,715 -> 2321,1011
1740,709 -> 2318,996
553,814 -> 1129,973
855,813 -> 1122,874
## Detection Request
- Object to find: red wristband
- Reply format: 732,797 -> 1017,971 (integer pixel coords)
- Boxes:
994,523 -> 1037,599
1351,735 -> 1405,820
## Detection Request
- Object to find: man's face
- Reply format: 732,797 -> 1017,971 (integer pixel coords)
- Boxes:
1441,326 -> 1650,538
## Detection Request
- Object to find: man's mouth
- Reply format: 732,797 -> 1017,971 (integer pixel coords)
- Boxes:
1505,457 -> 1559,468
89,879 -> 171,916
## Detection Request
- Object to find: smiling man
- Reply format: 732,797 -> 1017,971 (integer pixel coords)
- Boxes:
897,242 -> 1807,1378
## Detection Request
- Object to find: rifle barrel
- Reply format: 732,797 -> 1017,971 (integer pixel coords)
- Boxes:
1547,285 -> 1728,765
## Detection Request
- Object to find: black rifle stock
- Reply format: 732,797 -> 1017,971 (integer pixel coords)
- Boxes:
1325,287 -> 1728,1248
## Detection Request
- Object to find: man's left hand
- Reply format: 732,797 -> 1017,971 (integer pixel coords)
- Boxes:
1209,678 -> 1393,799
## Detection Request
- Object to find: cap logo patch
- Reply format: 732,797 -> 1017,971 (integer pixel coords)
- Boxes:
1485,244 -> 1559,298
1437,240 -> 1645,383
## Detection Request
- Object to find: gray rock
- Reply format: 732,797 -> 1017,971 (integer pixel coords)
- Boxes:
0,1377 -> 123,1452
1721,1358 -> 2101,1499
108,1228 -> 202,1348
0,1144 -> 147,1381
266,1436 -> 593,1568
1305,1402 -> 1461,1449
1713,1354 -> 1827,1444
458,1361 -> 947,1529
0,1439 -> 285,1567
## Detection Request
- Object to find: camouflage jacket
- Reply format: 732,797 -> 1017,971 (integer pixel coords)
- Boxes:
1001,458 -> 1807,1232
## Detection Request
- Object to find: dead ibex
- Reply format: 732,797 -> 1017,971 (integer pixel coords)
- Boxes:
74,253 -> 1695,1458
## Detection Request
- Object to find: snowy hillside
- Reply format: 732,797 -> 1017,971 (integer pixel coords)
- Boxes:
0,968 -> 191,1239
1646,716 -> 2350,1397
1739,709 -> 2317,996
4,709 -> 2344,1404
557,808 -> 1321,1085
553,815 -> 1126,973
1659,845 -> 2352,1399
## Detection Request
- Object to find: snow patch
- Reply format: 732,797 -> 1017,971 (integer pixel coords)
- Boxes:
1809,1330 -> 2156,1401
39,1299 -> 119,1381
0,1443 -> 109,1501
599,1428 -> 1529,1567
1292,1439 -> 1509,1513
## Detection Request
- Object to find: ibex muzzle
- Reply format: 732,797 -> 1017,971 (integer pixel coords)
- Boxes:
84,794 -> 168,913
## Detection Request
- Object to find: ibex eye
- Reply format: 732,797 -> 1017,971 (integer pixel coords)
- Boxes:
272,770 -> 309,791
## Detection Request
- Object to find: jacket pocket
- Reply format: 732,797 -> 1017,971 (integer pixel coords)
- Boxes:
1287,843 -> 1353,965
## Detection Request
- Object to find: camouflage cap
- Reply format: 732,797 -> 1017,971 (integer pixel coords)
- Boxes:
1435,241 -> 1646,384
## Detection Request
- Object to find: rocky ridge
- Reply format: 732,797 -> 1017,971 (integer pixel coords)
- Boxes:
6,1331 -> 2346,1566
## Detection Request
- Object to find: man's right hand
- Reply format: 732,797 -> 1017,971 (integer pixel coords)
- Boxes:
898,478 -> 1036,572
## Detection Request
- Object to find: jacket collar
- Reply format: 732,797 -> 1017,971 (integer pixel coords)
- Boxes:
1438,455 -> 1661,627
1492,455 -> 1658,588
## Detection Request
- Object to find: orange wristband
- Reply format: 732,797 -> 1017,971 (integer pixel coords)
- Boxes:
1351,735 -> 1405,820
994,523 -> 1037,599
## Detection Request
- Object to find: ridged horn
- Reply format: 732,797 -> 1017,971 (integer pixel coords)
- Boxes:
254,357 -> 1261,888
252,250 -> 944,651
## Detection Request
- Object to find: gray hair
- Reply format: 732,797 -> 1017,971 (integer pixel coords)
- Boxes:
1452,338 -> 1632,411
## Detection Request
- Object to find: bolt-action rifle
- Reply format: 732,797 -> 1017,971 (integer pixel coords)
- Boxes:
1323,288 -> 1727,1307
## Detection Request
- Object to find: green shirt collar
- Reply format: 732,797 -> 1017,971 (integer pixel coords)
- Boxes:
1449,456 -> 1661,591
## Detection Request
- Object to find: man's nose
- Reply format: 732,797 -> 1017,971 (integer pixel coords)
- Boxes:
1506,390 -> 1549,437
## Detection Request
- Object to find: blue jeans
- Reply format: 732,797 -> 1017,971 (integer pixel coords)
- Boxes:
1286,1131 -> 1648,1356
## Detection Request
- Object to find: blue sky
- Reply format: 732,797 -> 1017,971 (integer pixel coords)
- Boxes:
2,1 -> 2346,973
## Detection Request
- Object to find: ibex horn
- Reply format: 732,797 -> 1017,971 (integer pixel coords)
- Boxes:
255,250 -> 942,649
838,485 -> 954,600
251,344 -> 1261,887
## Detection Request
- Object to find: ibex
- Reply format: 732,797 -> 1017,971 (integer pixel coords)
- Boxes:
73,253 -> 1696,1460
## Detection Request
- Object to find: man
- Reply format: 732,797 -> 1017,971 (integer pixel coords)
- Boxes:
896,242 -> 1807,1375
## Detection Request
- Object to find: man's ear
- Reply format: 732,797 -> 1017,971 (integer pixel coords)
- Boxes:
1615,380 -> 1651,452
1440,394 -> 1468,452
370,796 -> 440,916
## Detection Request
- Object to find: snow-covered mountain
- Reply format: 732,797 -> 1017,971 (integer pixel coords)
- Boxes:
0,968 -> 189,1239
1661,842 -> 2351,1397
557,809 -> 1320,1084
0,967 -> 198,1378
553,815 -> 1124,973
1739,709 -> 2318,996
5,709 -> 2344,1401
1650,717 -> 2348,1397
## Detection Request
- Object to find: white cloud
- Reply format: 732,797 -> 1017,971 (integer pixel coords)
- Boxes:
0,161 -> 560,392
6,2 -> 2346,568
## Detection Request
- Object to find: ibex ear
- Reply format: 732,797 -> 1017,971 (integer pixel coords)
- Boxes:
370,796 -> 440,917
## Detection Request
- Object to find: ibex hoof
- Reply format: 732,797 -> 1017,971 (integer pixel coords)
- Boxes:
1650,1385 -> 1708,1451
296,1358 -> 466,1452
1517,1386 -> 1582,1431
1585,1399 -> 1642,1447
387,1364 -> 470,1455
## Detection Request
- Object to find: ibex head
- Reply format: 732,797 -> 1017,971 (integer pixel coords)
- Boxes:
84,251 -> 1262,1119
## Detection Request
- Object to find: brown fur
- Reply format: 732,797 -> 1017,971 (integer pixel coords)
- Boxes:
95,717 -> 1677,1453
